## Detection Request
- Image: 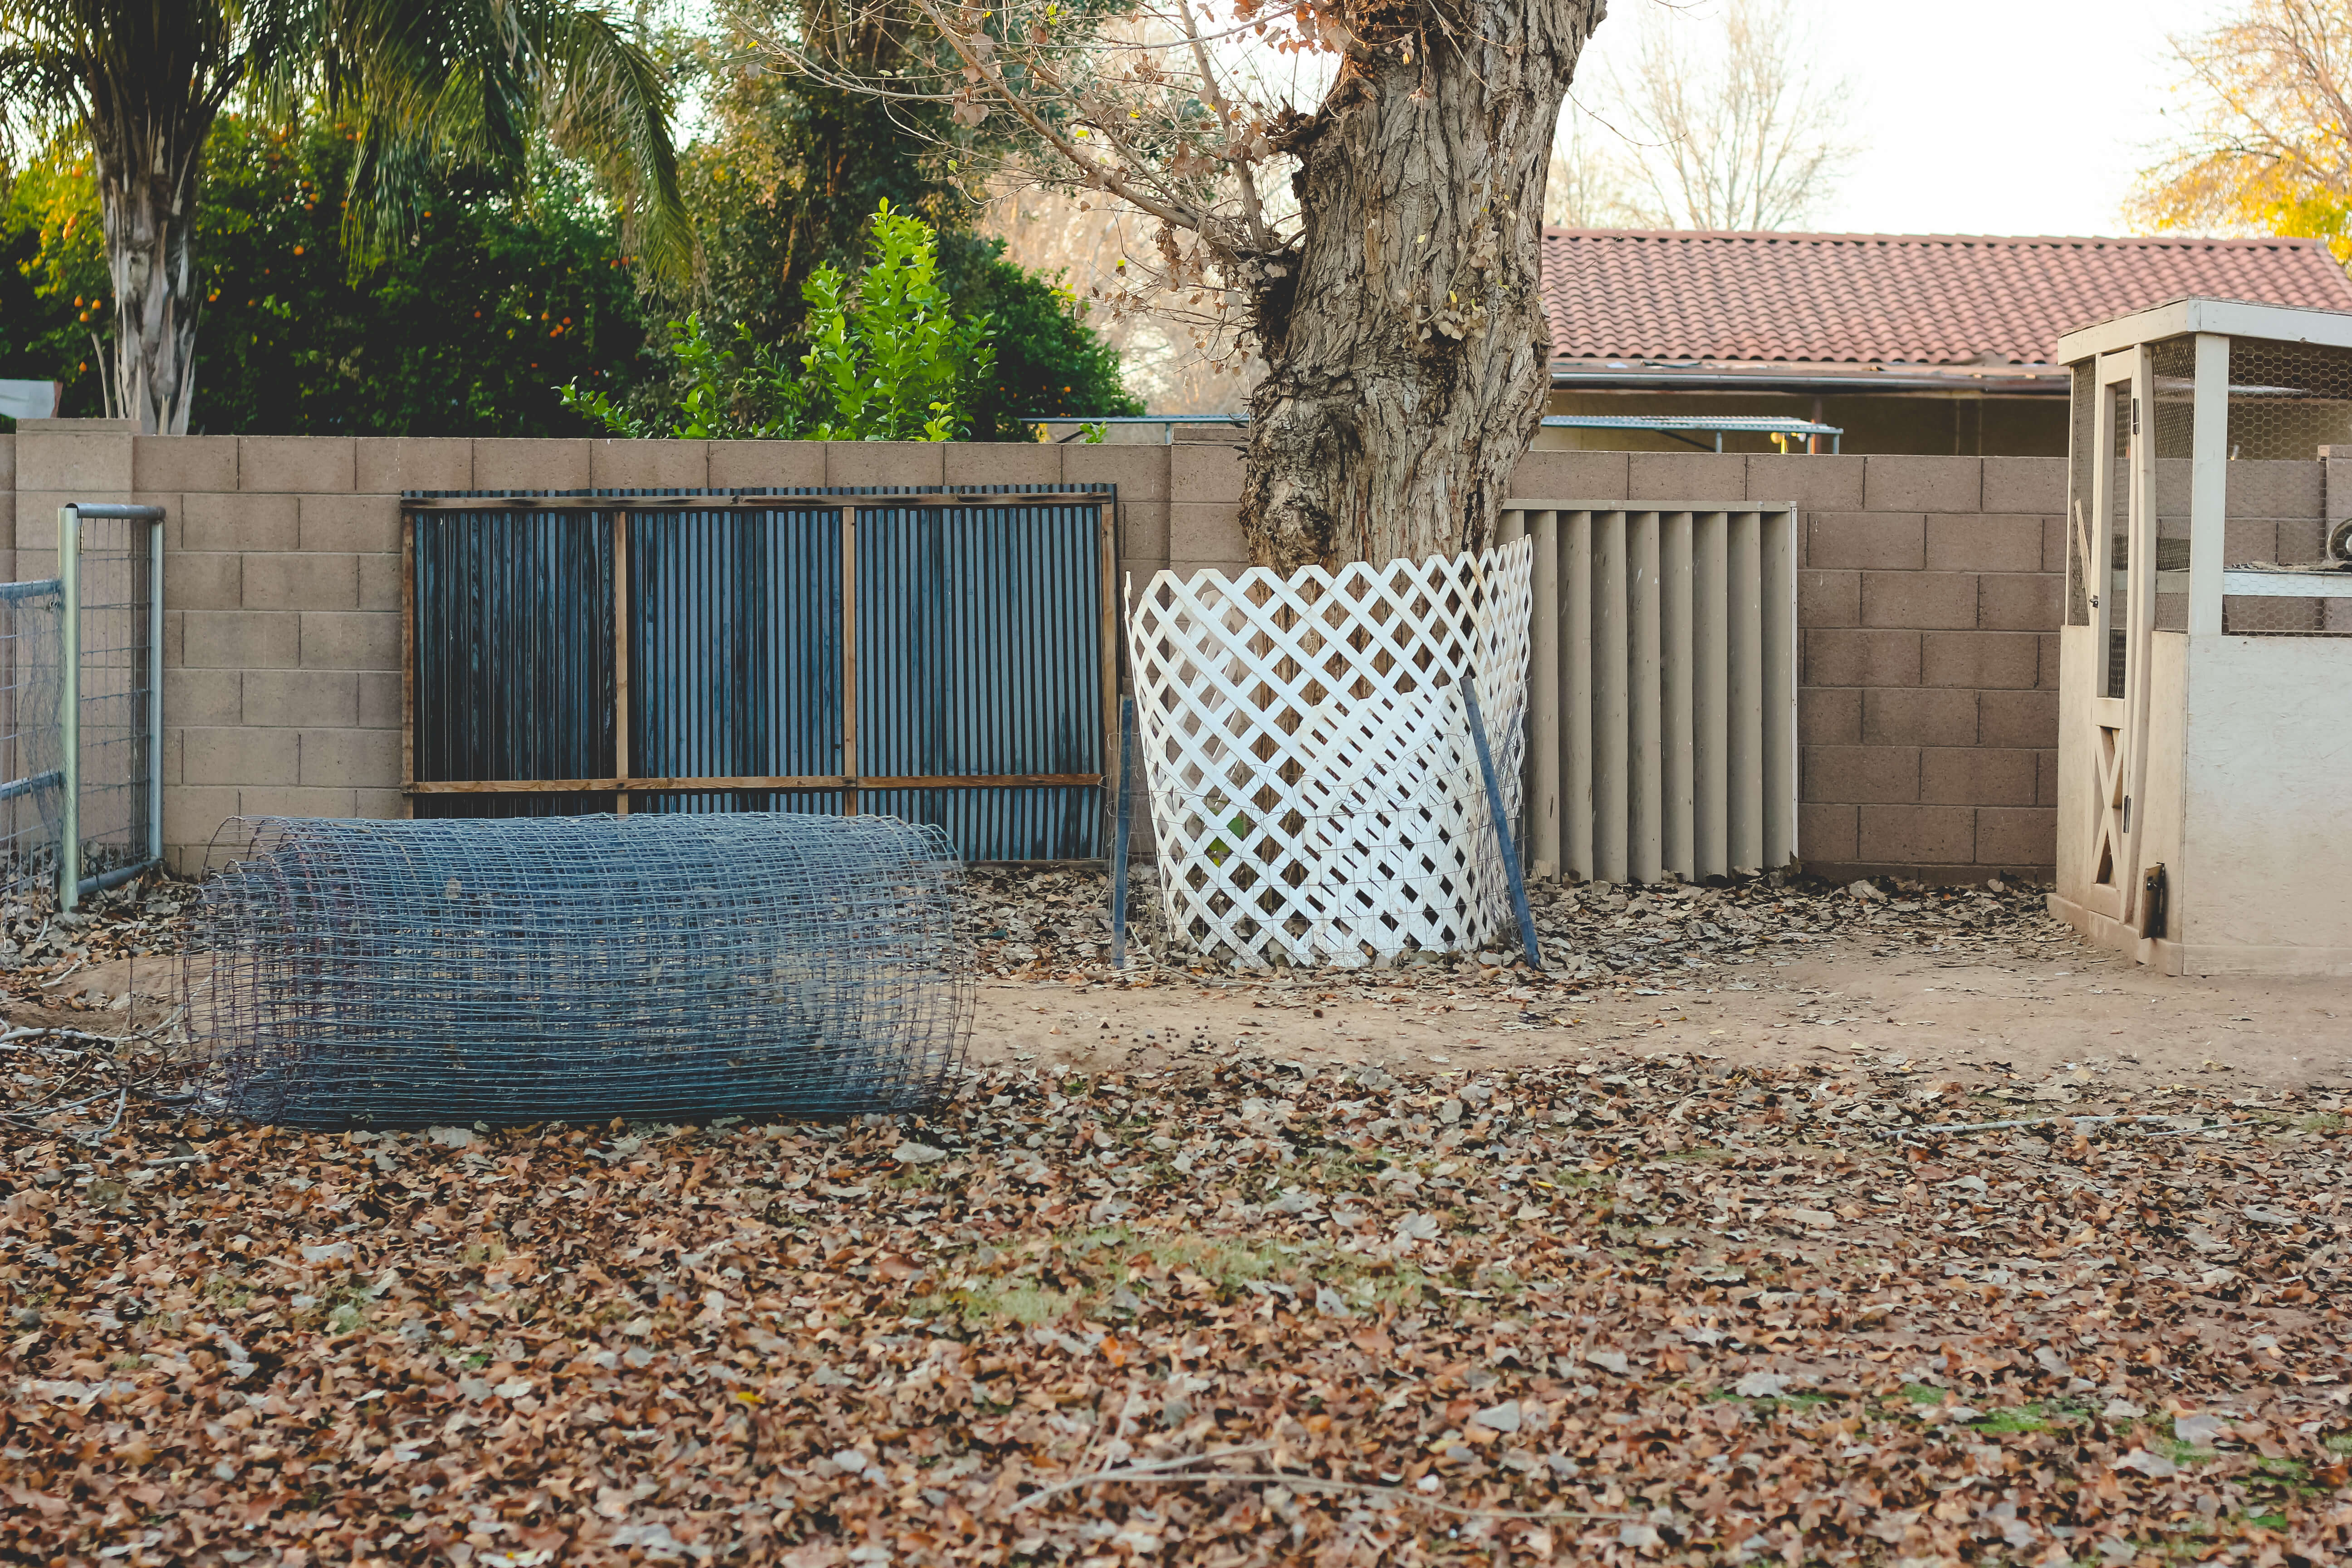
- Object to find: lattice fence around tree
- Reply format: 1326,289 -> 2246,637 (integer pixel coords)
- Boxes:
1125,543 -> 1533,968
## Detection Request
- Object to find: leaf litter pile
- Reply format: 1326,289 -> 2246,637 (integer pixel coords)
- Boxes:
958,867 -> 2064,986
7,1048 -> 2351,1566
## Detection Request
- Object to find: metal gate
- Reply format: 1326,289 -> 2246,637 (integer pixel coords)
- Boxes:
0,503 -> 164,906
403,485 -> 1118,860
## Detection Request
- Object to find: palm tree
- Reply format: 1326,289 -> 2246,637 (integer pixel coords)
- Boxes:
0,0 -> 691,434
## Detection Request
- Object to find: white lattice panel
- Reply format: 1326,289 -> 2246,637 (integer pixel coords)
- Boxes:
1125,543 -> 1533,968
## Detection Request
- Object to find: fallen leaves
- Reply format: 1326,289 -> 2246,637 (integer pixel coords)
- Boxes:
4,1039 -> 2350,1564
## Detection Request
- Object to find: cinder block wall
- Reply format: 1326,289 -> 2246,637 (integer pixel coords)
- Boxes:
2,422 -> 2086,881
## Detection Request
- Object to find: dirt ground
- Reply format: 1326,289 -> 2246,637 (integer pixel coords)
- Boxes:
27,912 -> 2352,1106
964,929 -> 2352,1098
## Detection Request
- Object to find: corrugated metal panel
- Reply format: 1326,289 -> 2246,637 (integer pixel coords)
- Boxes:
856,501 -> 1103,859
629,506 -> 843,816
412,509 -> 615,818
405,487 -> 1110,858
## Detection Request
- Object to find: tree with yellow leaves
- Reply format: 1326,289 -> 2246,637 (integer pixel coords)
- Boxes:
2129,0 -> 2352,262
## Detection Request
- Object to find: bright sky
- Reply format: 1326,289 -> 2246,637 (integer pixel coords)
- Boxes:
1572,0 -> 2220,238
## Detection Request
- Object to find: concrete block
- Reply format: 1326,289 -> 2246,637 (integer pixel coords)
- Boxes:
1926,513 -> 2044,573
1862,687 -> 1979,748
243,670 -> 358,729
2043,516 -> 2069,576
185,726 -> 297,786
1921,746 -> 2037,807
1802,745 -> 1919,804
1921,631 -> 2039,690
472,439 -> 590,492
239,436 -> 353,493
184,611 -> 299,670
1861,571 -> 1979,630
357,554 -> 402,612
1065,444 -> 1171,502
2223,459 -> 2323,519
134,436 -> 238,492
590,440 -> 708,490
1169,503 -> 1246,562
299,727 -> 401,789
1744,455 -> 1863,510
1509,449 -> 1628,503
706,440 -> 826,490
943,442 -> 1064,487
1798,800 -> 1858,863
1981,456 -> 2066,513
243,553 -> 357,612
1857,804 -> 1976,866
1110,503 -> 1166,564
358,671 -> 402,730
826,441 -> 945,489
1862,456 -> 1980,513
1807,513 -> 1924,571
1977,572 -> 2062,632
0,434 -> 11,486
164,669 -> 241,728
1628,452 -> 1746,503
163,785 -> 244,852
1978,689 -> 2057,749
1799,686 -> 1861,745
235,786 -> 359,820
1797,686 -> 1853,747
2037,632 -> 2061,690
182,491 -> 299,552
1975,806 -> 2056,867
355,437 -> 473,493
1803,628 -> 1920,687
1166,558 -> 1252,582
300,612 -> 400,670
2038,748 -> 2060,807
17,423 -> 133,491
1798,569 -> 1858,627
1170,441 -> 1244,506
299,493 -> 400,554
355,788 -> 408,821
164,553 -> 241,612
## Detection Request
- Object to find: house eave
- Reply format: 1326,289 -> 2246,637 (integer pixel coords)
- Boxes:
1548,360 -> 2072,396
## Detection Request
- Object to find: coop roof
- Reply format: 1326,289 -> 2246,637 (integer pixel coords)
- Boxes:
1539,230 -> 2352,393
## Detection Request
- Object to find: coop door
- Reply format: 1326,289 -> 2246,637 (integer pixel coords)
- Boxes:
2081,353 -> 2153,923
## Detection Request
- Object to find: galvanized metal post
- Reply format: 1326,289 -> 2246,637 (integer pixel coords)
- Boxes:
57,505 -> 79,911
1110,696 -> 1135,967
1462,678 -> 1544,973
147,515 -> 164,868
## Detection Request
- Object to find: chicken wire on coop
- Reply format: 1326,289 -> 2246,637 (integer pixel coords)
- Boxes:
191,813 -> 970,1129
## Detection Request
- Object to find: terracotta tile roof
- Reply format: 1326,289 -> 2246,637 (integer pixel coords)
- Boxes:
1539,230 -> 2352,367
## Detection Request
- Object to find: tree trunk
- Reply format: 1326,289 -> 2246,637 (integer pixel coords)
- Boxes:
88,105 -> 212,435
1242,0 -> 1600,570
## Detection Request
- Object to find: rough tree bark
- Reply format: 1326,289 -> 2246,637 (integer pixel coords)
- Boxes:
79,44 -> 226,436
1243,0 -> 1601,570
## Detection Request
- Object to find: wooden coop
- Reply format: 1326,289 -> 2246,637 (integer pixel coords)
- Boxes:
2052,298 -> 2352,975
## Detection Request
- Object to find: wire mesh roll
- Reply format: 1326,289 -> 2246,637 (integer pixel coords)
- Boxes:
191,813 -> 970,1129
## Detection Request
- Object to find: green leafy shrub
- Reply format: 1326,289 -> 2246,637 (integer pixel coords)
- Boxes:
567,200 -> 995,441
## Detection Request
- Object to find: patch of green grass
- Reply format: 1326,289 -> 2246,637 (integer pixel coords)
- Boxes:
914,1223 -> 1439,1328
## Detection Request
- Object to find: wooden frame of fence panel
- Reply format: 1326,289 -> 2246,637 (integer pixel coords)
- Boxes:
401,495 -> 1115,809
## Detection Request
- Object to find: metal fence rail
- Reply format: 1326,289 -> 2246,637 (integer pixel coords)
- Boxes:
404,485 -> 1117,860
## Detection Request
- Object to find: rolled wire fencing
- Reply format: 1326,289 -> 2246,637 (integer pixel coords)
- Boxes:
190,813 -> 971,1129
